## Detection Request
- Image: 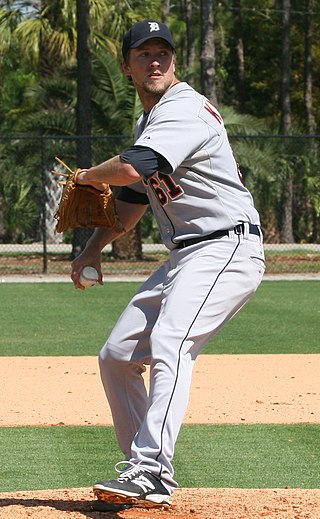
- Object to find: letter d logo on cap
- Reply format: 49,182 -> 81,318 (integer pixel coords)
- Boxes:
149,22 -> 160,32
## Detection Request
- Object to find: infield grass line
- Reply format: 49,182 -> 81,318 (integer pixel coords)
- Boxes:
0,424 -> 319,492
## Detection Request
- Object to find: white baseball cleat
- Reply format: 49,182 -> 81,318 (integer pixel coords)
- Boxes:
93,462 -> 172,508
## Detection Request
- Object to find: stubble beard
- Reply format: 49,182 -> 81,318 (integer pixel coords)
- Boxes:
142,76 -> 173,98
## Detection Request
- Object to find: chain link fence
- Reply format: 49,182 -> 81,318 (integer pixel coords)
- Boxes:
0,134 -> 319,278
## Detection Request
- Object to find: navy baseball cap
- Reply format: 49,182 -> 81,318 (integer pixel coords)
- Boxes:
122,19 -> 175,58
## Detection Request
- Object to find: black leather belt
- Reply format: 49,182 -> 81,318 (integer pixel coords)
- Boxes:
176,223 -> 260,249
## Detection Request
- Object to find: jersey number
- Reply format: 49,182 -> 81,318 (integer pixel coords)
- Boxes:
149,173 -> 184,206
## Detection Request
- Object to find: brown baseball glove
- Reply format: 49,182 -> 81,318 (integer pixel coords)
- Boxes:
53,157 -> 125,234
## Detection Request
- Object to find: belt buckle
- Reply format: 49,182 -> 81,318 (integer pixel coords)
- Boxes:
234,224 -> 244,235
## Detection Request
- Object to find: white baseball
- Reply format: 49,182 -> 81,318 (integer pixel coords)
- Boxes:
79,266 -> 99,288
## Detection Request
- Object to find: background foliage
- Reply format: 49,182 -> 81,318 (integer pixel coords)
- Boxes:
0,0 -> 319,246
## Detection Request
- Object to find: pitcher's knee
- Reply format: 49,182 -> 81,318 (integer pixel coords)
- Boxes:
99,341 -> 124,363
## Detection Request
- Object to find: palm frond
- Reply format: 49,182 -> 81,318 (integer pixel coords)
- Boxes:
21,110 -> 77,136
13,16 -> 46,61
49,27 -> 77,63
221,105 -> 267,135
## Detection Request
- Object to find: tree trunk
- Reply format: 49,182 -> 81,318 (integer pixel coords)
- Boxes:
185,0 -> 196,88
304,0 -> 315,135
304,0 -> 318,241
112,227 -> 143,261
200,0 -> 217,106
232,0 -> 245,112
76,0 -> 92,167
162,0 -> 171,24
280,0 -> 294,243
0,197 -> 4,242
281,0 -> 291,135
72,0 -> 93,259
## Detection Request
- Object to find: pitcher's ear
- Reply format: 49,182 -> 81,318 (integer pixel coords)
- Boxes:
122,61 -> 131,77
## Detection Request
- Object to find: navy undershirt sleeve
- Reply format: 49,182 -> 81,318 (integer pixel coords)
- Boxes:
120,145 -> 173,179
117,186 -> 149,205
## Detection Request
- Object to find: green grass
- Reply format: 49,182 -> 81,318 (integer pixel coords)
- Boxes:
0,282 -> 138,356
0,424 -> 319,492
0,280 -> 319,355
204,279 -> 320,354
177,424 -> 320,489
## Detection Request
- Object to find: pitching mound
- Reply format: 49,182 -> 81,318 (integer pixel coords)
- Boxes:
1,487 -> 320,518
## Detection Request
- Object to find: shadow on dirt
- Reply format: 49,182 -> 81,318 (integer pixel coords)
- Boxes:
0,497 -> 131,517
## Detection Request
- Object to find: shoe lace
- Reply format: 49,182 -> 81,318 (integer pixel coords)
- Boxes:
115,461 -> 143,482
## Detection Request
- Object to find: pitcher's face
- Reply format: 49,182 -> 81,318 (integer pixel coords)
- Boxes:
123,39 -> 177,102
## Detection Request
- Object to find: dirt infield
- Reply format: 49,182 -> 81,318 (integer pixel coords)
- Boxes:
1,354 -> 320,518
1,487 -> 320,518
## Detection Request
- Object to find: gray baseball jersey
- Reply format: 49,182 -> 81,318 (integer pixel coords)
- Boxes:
98,81 -> 265,495
131,82 -> 260,249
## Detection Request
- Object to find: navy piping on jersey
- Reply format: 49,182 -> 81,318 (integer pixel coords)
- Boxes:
154,235 -> 242,479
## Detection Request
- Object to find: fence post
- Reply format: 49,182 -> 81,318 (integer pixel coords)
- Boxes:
40,136 -> 48,274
